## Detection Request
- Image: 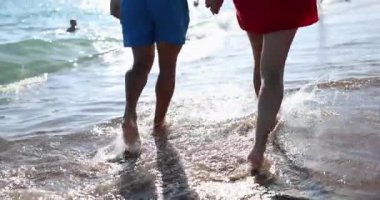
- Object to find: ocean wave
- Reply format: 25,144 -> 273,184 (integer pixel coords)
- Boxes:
314,77 -> 380,90
0,38 -> 118,85
0,73 -> 48,94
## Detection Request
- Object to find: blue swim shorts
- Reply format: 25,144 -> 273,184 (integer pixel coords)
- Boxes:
120,0 -> 190,47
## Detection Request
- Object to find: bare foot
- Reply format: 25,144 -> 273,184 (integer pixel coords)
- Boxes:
122,119 -> 141,156
248,150 -> 264,175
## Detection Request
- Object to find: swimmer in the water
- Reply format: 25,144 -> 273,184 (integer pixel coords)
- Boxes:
66,19 -> 78,33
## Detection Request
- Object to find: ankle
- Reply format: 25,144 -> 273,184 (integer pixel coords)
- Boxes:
123,113 -> 137,122
154,120 -> 165,128
154,115 -> 166,126
252,146 -> 265,157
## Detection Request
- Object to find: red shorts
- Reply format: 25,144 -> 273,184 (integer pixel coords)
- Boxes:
233,0 -> 319,33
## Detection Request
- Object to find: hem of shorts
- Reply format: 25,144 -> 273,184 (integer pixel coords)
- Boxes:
123,40 -> 185,47
123,42 -> 155,48
156,38 -> 186,46
242,17 -> 319,34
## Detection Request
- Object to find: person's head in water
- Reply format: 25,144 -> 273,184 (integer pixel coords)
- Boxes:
70,19 -> 77,27
67,19 -> 78,33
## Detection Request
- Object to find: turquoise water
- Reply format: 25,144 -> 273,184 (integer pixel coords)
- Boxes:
0,0 -> 380,199
0,0 -> 119,85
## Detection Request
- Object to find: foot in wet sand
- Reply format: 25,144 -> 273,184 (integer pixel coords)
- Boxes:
122,118 -> 141,156
248,150 -> 264,175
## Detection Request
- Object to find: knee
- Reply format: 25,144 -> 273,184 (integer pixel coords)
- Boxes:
127,60 -> 152,79
262,68 -> 283,90
159,65 -> 176,80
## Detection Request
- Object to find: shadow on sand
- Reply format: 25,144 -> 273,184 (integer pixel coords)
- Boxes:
117,129 -> 198,199
117,157 -> 158,199
154,132 -> 199,200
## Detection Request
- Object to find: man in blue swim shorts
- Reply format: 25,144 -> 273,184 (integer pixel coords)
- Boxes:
110,0 -> 189,155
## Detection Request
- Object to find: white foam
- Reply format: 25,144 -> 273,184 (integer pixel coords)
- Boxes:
281,84 -> 323,127
0,73 -> 48,94
92,127 -> 126,162
180,10 -> 238,63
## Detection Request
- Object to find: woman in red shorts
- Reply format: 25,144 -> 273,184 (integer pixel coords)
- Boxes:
206,0 -> 318,173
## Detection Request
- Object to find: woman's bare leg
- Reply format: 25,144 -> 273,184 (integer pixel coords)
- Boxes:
249,29 -> 297,171
247,32 -> 263,97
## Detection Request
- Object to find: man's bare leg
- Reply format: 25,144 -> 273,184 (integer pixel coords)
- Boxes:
123,46 -> 155,153
153,42 -> 182,132
248,32 -> 263,97
249,29 -> 297,172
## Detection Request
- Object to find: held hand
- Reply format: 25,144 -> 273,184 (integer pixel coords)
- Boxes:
205,0 -> 224,15
110,0 -> 121,19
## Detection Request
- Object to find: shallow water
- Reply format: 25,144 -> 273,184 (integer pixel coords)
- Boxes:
1,0 -> 380,199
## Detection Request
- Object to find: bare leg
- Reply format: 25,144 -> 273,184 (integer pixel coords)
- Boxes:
154,42 -> 182,131
123,46 -> 155,153
247,32 -> 263,97
249,29 -> 297,171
